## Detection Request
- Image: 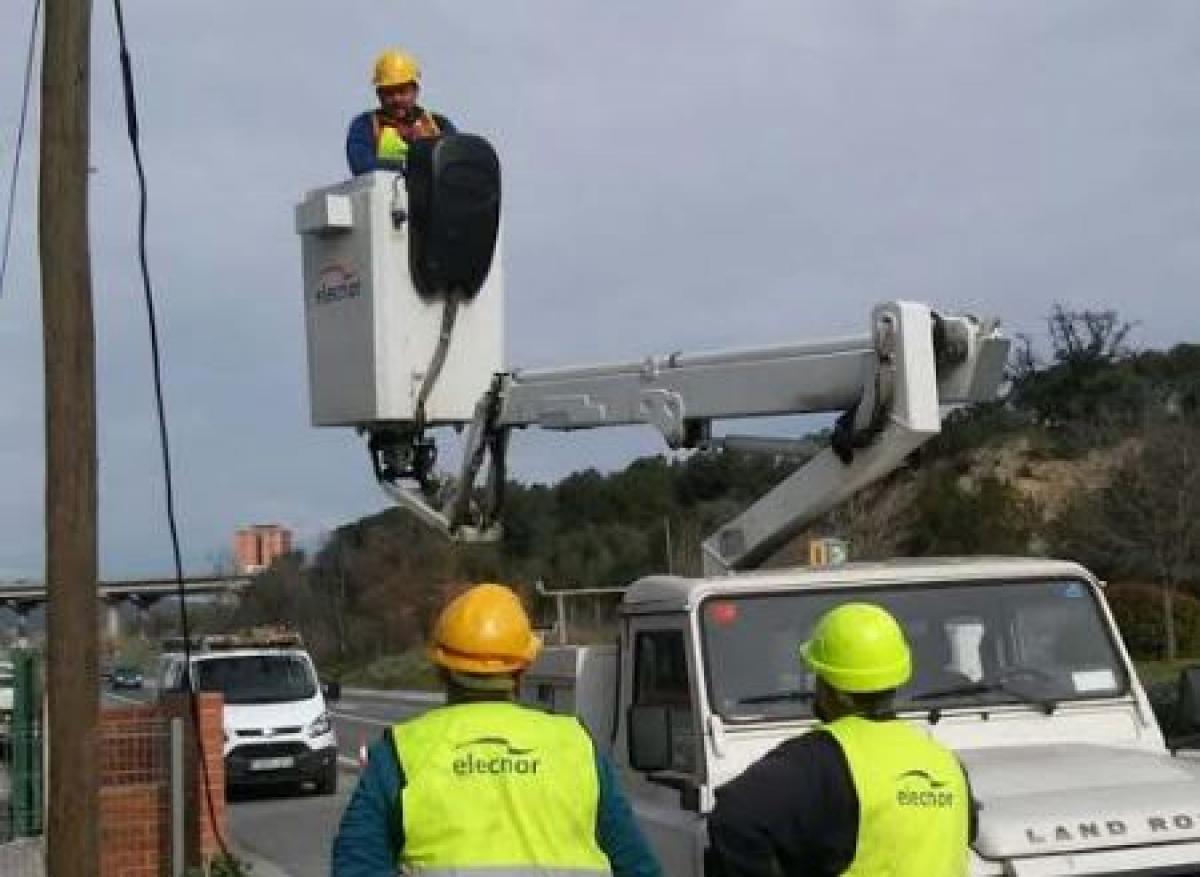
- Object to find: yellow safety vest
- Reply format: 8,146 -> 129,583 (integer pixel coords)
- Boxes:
824,716 -> 969,877
375,111 -> 443,163
390,701 -> 612,876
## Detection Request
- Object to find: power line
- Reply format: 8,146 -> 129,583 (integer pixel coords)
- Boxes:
110,0 -> 242,869
0,0 -> 43,301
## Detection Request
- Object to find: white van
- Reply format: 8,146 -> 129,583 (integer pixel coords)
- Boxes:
158,630 -> 339,795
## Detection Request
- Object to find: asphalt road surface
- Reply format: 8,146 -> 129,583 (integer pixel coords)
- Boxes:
104,684 -> 439,876
329,688 -> 441,764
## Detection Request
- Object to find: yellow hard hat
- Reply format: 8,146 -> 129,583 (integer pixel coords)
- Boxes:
800,603 -> 912,693
373,49 -> 421,88
429,584 -> 541,675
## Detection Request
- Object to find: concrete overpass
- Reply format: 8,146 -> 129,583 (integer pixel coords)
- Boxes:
0,575 -> 254,637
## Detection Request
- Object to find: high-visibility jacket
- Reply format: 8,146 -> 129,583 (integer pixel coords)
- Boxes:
374,109 -> 443,163
390,701 -> 613,876
824,716 -> 969,876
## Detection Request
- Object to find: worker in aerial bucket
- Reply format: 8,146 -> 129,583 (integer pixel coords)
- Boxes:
345,48 -> 456,176
331,583 -> 662,877
708,603 -> 975,876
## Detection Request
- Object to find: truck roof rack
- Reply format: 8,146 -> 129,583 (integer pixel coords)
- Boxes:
162,627 -> 304,652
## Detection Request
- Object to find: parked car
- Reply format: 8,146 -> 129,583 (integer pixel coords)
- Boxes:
110,665 -> 144,690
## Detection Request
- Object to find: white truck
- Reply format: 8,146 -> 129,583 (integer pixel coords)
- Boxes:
524,561 -> 1200,876
297,154 -> 1200,874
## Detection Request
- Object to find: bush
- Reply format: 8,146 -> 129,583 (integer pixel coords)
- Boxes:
342,651 -> 439,691
905,472 -> 1038,556
1106,583 -> 1200,660
925,402 -> 1027,460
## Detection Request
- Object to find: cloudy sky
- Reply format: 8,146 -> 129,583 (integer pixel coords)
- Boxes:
0,1 -> 1198,578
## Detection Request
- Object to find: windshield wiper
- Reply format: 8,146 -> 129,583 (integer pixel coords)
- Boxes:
912,681 -> 1057,716
738,689 -> 815,706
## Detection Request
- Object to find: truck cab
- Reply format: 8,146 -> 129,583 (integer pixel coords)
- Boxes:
523,557 -> 1200,876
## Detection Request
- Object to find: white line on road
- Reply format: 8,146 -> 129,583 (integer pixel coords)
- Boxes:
105,692 -> 146,706
341,688 -> 445,704
331,711 -> 392,727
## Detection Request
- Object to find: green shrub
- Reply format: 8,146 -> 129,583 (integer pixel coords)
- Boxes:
905,472 -> 1038,556
924,402 -> 1026,460
342,651 -> 439,690
1106,583 -> 1200,660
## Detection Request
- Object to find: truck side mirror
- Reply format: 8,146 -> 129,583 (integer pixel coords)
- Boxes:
322,680 -> 342,703
628,705 -> 672,772
1168,666 -> 1200,746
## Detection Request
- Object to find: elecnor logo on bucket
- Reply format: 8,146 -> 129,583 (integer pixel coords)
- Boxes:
315,264 -> 361,304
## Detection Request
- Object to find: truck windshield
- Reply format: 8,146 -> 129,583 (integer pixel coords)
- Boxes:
701,578 -> 1128,722
192,655 -> 316,705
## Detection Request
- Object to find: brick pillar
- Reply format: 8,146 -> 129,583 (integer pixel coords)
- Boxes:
162,692 -> 227,865
98,705 -> 169,877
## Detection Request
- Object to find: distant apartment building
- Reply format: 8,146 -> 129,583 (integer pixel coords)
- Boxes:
234,524 -> 293,574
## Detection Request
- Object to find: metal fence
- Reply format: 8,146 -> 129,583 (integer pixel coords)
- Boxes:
0,652 -> 196,877
1,723 -> 43,841
0,650 -> 44,876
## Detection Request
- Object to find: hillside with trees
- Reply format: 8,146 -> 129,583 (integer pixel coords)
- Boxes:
199,306 -> 1200,680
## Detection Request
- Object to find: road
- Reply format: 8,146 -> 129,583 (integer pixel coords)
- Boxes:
104,684 -> 440,876
329,688 -> 443,767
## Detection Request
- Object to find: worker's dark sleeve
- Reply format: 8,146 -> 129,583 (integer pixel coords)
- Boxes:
331,736 -> 404,877
345,111 -> 403,176
594,751 -> 663,877
708,731 -> 857,877
345,111 -> 375,175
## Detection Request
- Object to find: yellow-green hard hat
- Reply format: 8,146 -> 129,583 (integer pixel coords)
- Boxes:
800,603 -> 912,693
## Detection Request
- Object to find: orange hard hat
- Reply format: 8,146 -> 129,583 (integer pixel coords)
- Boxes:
429,584 -> 541,675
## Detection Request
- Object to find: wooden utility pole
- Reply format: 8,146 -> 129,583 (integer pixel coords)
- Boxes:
40,0 -> 99,873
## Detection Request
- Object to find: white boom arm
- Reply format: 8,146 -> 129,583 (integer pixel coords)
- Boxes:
699,301 -> 1002,573
295,173 -> 1008,572
376,300 -> 1009,572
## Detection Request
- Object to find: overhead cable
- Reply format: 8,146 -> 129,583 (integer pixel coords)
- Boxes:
0,0 -> 43,302
110,0 -> 243,869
